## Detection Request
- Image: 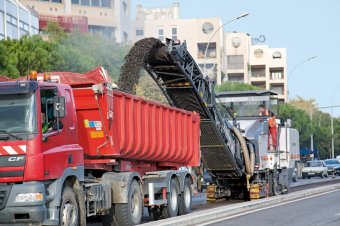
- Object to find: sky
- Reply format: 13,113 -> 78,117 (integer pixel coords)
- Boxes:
131,0 -> 340,116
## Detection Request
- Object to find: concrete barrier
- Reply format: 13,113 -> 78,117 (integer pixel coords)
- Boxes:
142,183 -> 340,226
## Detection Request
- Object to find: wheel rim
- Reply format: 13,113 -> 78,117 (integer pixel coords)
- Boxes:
184,186 -> 191,208
170,186 -> 178,213
62,201 -> 78,226
131,190 -> 141,219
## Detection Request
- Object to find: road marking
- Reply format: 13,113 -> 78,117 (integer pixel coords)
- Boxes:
199,190 -> 338,226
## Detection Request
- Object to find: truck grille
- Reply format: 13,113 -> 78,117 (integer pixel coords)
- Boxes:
0,186 -> 11,211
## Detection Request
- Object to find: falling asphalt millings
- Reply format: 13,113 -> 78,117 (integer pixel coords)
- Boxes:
118,37 -> 164,94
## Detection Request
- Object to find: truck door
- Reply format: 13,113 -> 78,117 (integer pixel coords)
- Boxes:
40,86 -> 67,179
65,89 -> 77,144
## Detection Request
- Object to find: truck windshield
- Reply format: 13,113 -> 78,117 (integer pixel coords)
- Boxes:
0,93 -> 37,134
217,96 -> 278,118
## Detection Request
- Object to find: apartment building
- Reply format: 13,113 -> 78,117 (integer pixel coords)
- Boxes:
0,0 -> 39,39
224,32 -> 287,102
20,0 -> 131,42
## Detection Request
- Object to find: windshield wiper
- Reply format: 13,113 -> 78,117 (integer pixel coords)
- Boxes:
0,130 -> 22,140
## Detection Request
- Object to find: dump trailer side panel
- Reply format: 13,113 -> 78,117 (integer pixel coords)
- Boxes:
72,86 -> 200,167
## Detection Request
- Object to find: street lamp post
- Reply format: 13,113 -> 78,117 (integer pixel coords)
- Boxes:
203,12 -> 249,75
287,56 -> 317,83
330,87 -> 340,159
287,56 -> 317,101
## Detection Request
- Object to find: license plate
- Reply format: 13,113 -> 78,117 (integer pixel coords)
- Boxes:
308,173 -> 314,175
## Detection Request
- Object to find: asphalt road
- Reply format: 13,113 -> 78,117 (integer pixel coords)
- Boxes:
207,190 -> 340,226
88,176 -> 340,225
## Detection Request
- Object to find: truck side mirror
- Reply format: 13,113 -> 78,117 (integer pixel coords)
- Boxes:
53,96 -> 65,118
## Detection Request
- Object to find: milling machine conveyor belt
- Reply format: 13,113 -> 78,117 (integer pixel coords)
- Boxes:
145,39 -> 242,177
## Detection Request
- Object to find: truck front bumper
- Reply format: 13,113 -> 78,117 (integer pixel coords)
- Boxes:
0,182 -> 47,225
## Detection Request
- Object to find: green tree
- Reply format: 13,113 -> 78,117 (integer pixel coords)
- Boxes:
215,81 -> 260,92
135,75 -> 168,104
54,33 -> 129,81
0,35 -> 59,78
278,103 -> 313,150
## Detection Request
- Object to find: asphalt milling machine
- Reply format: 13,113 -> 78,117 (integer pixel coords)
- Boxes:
126,37 -> 300,201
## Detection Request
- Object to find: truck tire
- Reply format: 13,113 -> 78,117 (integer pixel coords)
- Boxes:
60,186 -> 80,226
161,178 -> 179,219
178,177 -> 192,215
115,180 -> 142,226
101,206 -> 115,226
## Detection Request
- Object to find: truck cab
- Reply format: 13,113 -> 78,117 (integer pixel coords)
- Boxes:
0,78 -> 84,225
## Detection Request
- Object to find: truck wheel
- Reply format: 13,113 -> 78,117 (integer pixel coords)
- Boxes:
178,177 -> 192,215
161,178 -> 179,218
60,186 -> 79,226
115,180 -> 142,226
101,206 -> 115,226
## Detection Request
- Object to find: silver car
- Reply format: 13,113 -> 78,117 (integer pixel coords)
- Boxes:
302,160 -> 328,179
324,159 -> 340,175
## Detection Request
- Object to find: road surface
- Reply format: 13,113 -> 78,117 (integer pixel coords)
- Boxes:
88,177 -> 340,225
207,190 -> 340,226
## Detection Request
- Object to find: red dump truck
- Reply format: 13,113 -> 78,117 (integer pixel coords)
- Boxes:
0,68 -> 200,225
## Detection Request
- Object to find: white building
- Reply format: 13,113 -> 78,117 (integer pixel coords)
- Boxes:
20,0 -> 131,42
0,0 -> 39,40
224,32 -> 287,102
132,3 -> 224,83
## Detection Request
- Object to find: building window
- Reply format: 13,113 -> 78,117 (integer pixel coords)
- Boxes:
6,0 -> 17,15
227,73 -> 244,82
101,0 -> 110,8
71,0 -> 79,4
88,25 -> 114,37
51,0 -> 62,3
272,51 -> 282,59
81,0 -> 90,6
270,85 -> 284,95
270,67 -> 284,80
254,49 -> 264,58
91,0 -> 100,6
136,28 -> 143,36
251,65 -> 266,78
123,1 -> 128,16
251,81 -> 266,89
197,42 -> 216,59
123,32 -> 128,42
227,55 -> 244,69
171,27 -> 177,40
202,22 -> 214,34
6,14 -> 17,26
0,11 -> 4,36
158,28 -> 164,42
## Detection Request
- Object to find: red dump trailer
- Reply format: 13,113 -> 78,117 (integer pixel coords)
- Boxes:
0,68 -> 200,225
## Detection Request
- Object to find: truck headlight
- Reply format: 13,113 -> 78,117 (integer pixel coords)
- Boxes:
15,193 -> 43,202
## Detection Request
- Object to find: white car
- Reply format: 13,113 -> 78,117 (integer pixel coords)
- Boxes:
302,160 -> 328,179
336,155 -> 340,161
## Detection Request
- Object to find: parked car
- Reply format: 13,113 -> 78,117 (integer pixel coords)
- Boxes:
336,155 -> 340,161
324,159 -> 340,175
302,160 -> 328,179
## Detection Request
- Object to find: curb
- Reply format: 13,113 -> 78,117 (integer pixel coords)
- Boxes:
142,183 -> 340,226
